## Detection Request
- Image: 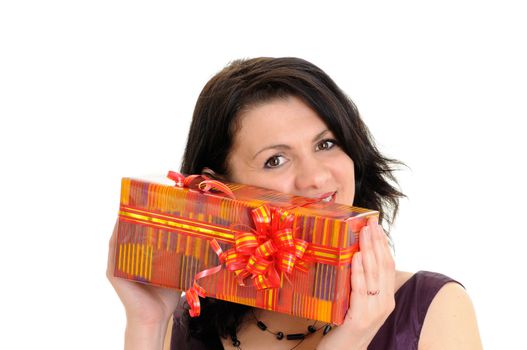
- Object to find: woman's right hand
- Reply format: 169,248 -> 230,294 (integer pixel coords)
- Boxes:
316,217 -> 396,350
107,222 -> 181,349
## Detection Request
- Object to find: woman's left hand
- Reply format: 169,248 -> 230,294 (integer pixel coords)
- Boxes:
317,216 -> 396,350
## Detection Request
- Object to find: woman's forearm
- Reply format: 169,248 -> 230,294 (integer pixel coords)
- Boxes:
124,320 -> 168,350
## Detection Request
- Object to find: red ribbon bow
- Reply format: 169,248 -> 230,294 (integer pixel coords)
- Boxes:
221,204 -> 310,289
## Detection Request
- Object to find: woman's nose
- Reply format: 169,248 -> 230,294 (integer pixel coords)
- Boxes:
294,157 -> 332,192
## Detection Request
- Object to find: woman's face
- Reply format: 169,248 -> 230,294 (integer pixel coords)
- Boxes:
227,96 -> 355,206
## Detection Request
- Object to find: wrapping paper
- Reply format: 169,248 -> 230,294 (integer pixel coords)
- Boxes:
114,174 -> 377,324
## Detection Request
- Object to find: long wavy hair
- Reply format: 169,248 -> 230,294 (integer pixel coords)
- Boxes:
179,57 -> 405,344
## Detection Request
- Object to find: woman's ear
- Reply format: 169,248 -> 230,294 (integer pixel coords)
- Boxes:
201,167 -> 225,180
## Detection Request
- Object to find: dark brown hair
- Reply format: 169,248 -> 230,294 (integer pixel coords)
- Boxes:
179,57 -> 405,343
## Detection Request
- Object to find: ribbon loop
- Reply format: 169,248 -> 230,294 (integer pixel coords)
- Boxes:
223,204 -> 310,291
235,232 -> 259,253
273,228 -> 295,249
254,240 -> 277,258
293,239 -> 308,258
167,171 -> 235,199
279,252 -> 297,274
246,254 -> 273,275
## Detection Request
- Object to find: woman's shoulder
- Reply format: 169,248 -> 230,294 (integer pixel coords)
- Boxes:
369,270 -> 465,349
394,270 -> 465,321
388,270 -> 482,349
417,272 -> 482,349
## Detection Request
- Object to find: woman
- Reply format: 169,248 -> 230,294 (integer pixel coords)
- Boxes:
108,57 -> 482,349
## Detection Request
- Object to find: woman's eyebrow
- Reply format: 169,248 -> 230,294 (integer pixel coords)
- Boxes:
252,144 -> 290,160
313,129 -> 330,141
251,129 -> 330,160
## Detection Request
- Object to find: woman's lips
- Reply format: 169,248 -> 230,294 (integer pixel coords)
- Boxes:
319,191 -> 337,203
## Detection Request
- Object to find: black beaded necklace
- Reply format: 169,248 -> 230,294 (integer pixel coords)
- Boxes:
229,311 -> 333,350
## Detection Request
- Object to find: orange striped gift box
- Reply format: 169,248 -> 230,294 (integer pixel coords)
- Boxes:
114,175 -> 377,325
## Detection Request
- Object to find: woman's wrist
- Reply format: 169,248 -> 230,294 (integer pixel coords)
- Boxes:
124,318 -> 169,350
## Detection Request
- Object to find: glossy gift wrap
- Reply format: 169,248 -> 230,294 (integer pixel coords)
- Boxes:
114,174 -> 377,324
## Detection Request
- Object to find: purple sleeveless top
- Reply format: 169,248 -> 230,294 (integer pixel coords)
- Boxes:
171,271 -> 460,350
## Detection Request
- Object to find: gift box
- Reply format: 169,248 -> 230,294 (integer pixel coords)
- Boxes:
114,173 -> 378,324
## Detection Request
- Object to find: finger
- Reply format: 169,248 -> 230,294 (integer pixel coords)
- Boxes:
369,221 -> 396,293
370,220 -> 389,270
351,251 -> 366,295
347,251 -> 366,323
359,224 -> 379,291
106,221 -> 119,279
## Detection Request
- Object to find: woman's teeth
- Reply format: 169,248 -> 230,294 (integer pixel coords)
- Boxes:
321,193 -> 335,202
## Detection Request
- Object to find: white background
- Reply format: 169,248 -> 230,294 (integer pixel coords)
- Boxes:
1,1 -> 525,349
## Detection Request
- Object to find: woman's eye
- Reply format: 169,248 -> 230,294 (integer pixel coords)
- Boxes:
264,155 -> 286,168
316,139 -> 337,151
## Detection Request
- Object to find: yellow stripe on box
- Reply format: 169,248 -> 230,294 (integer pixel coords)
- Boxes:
126,243 -> 131,275
118,244 -> 122,271
148,245 -> 153,280
309,250 -> 345,259
121,179 -> 131,206
138,244 -> 143,278
331,221 -> 340,247
123,206 -> 236,233
119,210 -> 234,241
133,244 -> 138,276
322,219 -> 329,246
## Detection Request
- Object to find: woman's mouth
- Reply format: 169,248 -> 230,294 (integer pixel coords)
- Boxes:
319,192 -> 337,203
